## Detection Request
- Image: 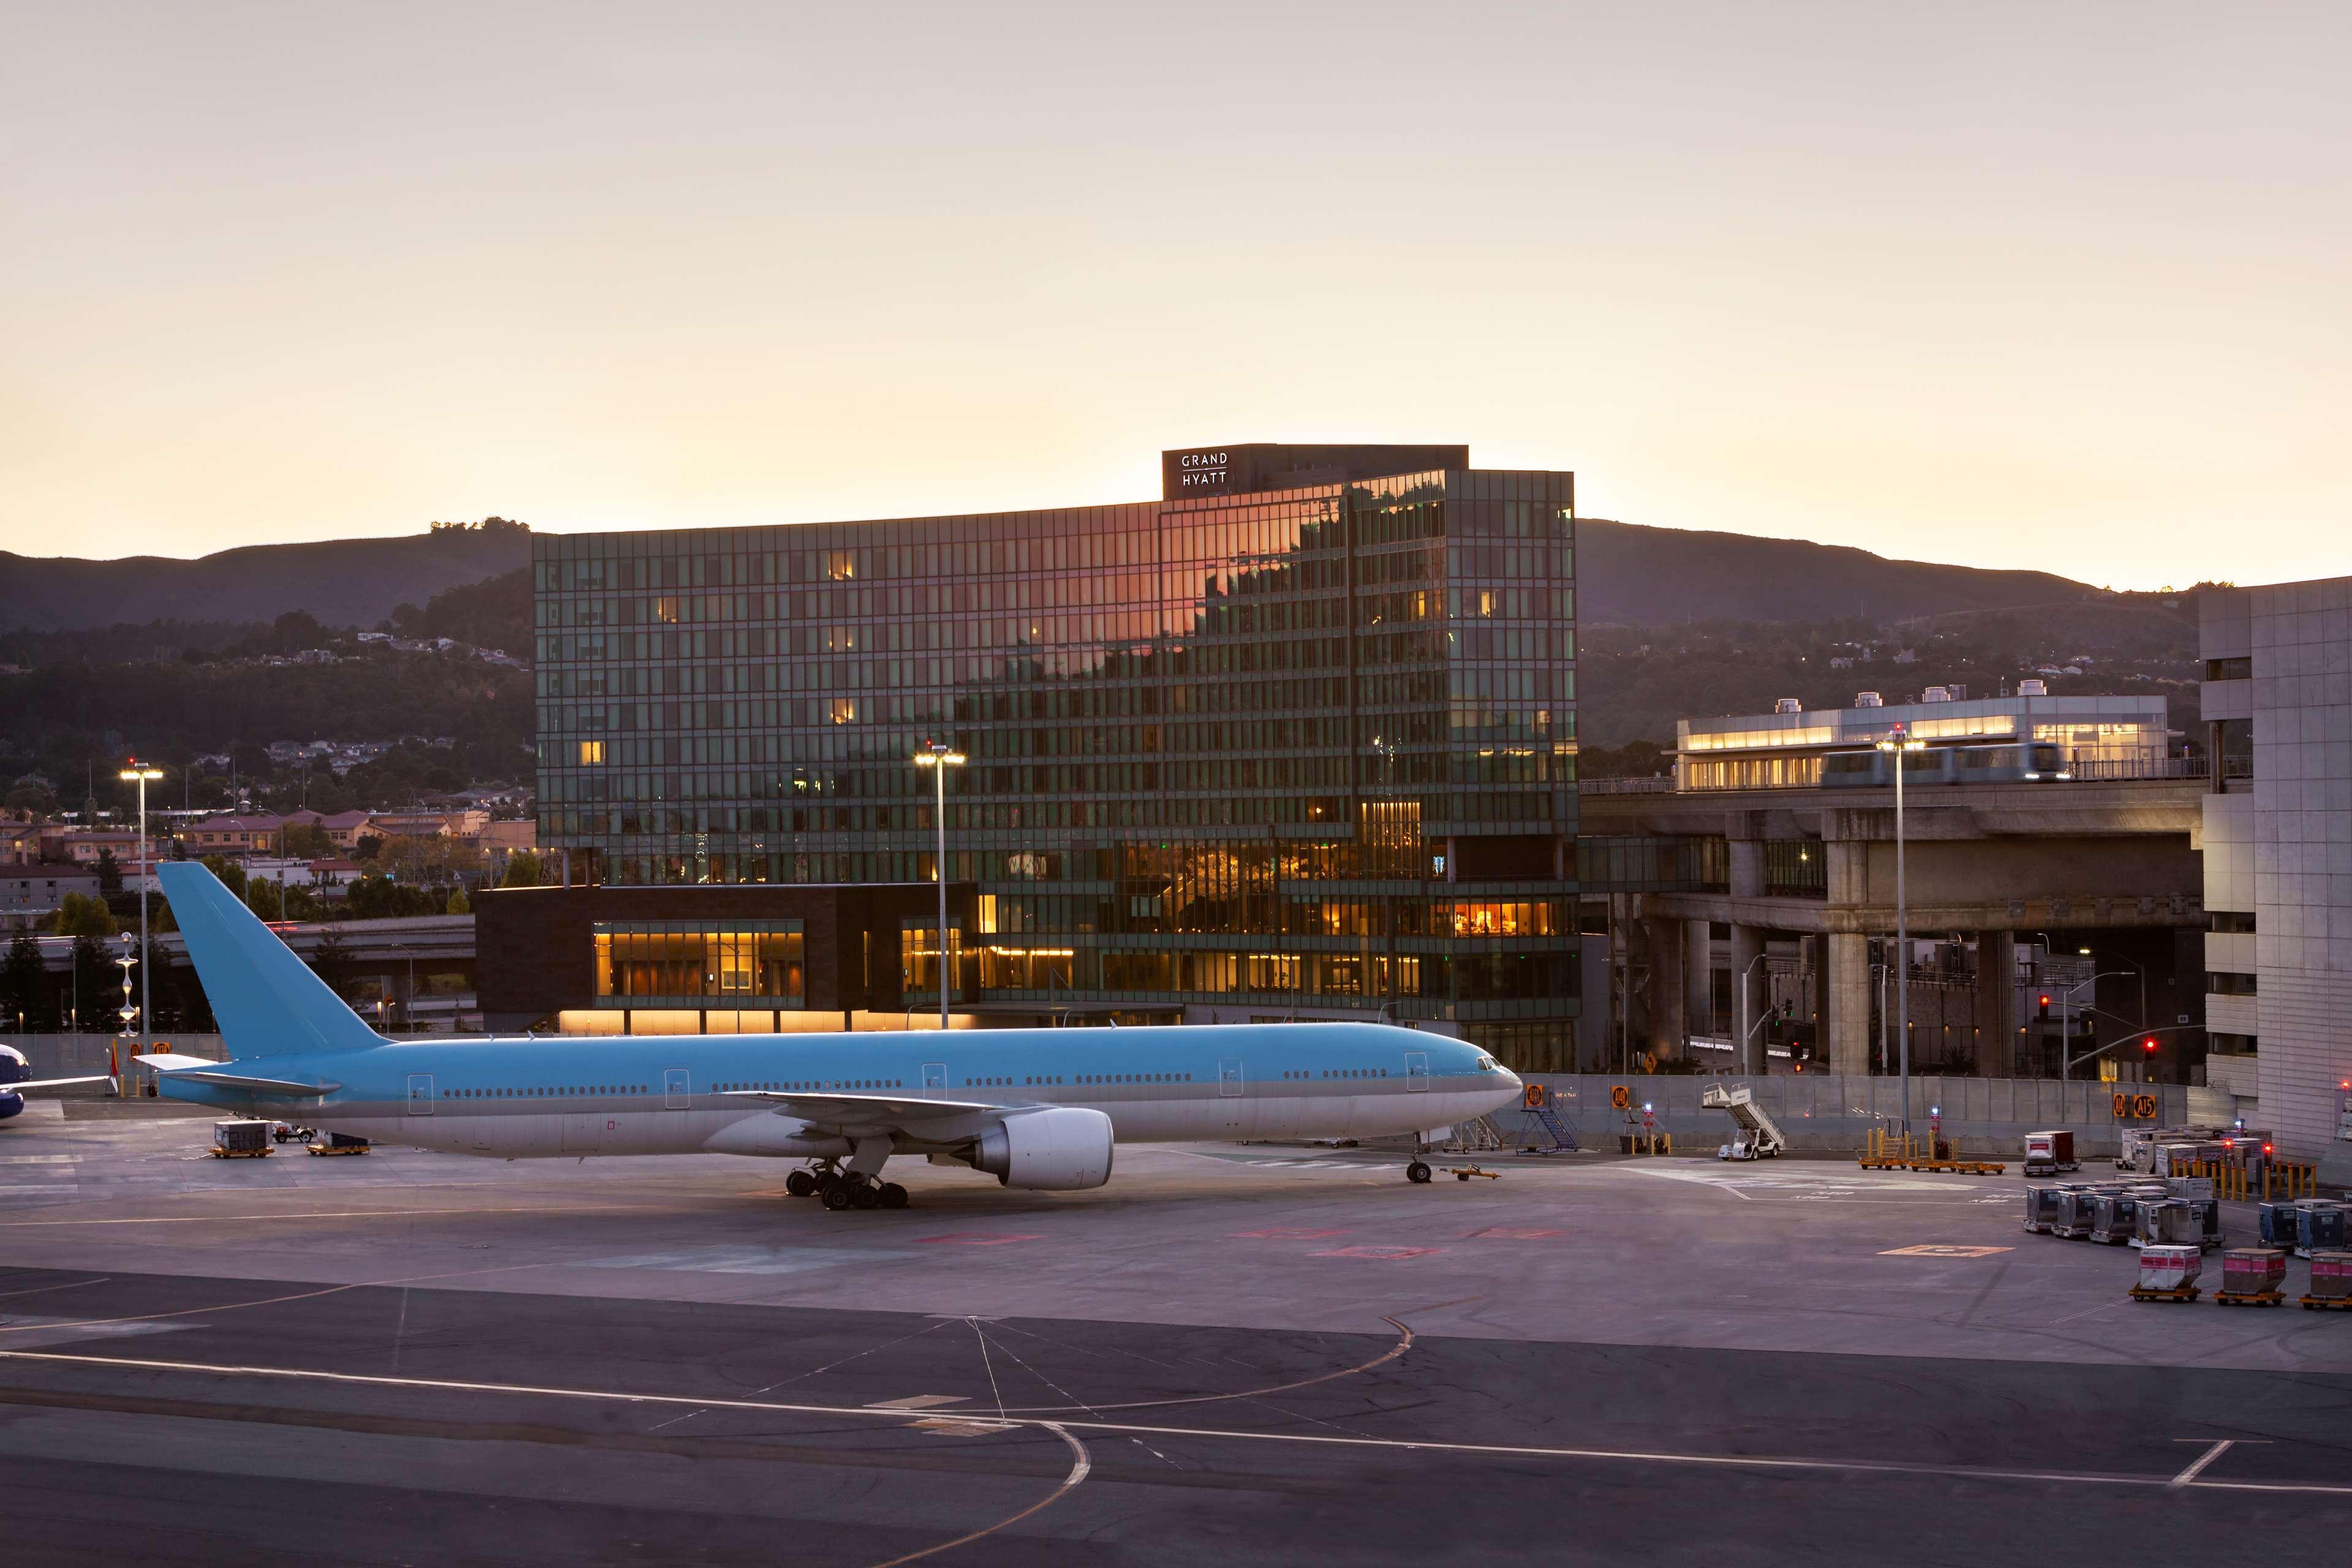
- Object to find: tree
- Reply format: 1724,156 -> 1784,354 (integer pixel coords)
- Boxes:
95,845 -> 123,894
308,929 -> 355,1001
499,849 -> 544,888
53,893 -> 118,938
1,929 -> 47,1031
66,932 -> 108,1032
282,821 -> 335,858
201,854 -> 248,901
445,887 -> 470,916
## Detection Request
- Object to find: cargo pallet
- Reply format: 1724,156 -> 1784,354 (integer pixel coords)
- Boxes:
2299,1295 -> 2352,1312
2214,1290 -> 2286,1308
209,1146 -> 271,1159
2128,1283 -> 2202,1304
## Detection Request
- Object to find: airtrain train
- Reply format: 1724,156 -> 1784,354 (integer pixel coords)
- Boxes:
1820,741 -> 2070,788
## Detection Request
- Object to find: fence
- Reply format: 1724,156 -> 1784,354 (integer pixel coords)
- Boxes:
1517,1073 -> 2189,1158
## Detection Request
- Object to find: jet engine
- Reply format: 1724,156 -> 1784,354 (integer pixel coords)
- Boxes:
969,1107 -> 1114,1190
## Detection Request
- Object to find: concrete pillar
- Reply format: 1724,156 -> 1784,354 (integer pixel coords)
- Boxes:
1685,917 -> 1714,1036
1728,840 -> 1766,899
1642,918 -> 1685,1058
1825,839 -> 1871,905
1730,924 -> 1766,1072
1825,932 -> 1871,1075
1974,930 -> 2015,1076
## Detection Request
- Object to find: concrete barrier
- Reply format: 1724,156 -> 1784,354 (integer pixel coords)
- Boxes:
1510,1073 -> 2187,1159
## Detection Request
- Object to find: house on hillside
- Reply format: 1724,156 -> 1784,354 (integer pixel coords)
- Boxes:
177,813 -> 282,858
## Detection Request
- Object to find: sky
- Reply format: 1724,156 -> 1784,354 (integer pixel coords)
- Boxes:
4,2 -> 2346,588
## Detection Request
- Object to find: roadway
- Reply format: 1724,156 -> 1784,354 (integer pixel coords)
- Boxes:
4,1104 -> 2348,1563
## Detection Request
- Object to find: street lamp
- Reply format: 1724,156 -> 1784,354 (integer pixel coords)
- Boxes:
1875,726 -> 1925,1134
119,764 -> 163,1084
912,742 -> 966,1033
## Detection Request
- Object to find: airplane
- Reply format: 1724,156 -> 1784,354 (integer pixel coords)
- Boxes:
0,1043 -> 115,1120
138,863 -> 1525,1208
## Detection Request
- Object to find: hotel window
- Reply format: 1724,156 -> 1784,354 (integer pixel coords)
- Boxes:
827,549 -> 857,581
654,596 -> 680,624
830,697 -> 858,725
593,921 -> 805,1004
577,740 -> 606,765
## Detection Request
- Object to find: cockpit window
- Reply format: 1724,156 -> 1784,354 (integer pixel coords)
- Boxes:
1475,1055 -> 1498,1071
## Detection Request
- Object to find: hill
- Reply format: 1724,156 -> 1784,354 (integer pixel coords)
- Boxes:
0,519 -> 532,635
1573,518 -> 2094,627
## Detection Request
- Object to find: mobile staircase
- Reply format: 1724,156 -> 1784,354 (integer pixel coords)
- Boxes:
1518,1097 -> 1579,1154
1702,1084 -> 1787,1161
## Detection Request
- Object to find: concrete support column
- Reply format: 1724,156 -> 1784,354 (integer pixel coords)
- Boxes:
1825,839 -> 1871,905
1825,932 -> 1872,1075
1974,930 -> 2015,1076
1730,924 -> 1766,1072
1728,840 -> 1766,899
1642,918 -> 1686,1058
1685,917 -> 1715,1036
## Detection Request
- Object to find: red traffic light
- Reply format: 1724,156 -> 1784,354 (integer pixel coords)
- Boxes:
2143,1038 -> 2158,1053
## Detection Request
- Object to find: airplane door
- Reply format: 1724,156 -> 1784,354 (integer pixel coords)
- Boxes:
1218,1058 -> 1244,1097
922,1062 -> 946,1098
405,1074 -> 435,1115
663,1068 -> 690,1109
1404,1052 -> 1429,1093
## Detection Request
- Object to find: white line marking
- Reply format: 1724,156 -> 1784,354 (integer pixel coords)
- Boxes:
2169,1439 -> 2233,1489
2,1346 -> 2343,1495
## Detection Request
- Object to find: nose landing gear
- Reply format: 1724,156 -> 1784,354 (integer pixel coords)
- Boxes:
1406,1160 -> 1433,1184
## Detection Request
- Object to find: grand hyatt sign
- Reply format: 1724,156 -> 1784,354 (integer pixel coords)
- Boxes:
1172,450 -> 1231,490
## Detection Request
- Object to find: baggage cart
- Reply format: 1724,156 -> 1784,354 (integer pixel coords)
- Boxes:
2090,1193 -> 2139,1246
2293,1202 -> 2346,1260
306,1131 -> 371,1156
2132,1244 -> 2203,1302
2021,1186 -> 2069,1234
211,1120 -> 271,1159
2217,1248 -> 2287,1306
2301,1251 -> 2352,1310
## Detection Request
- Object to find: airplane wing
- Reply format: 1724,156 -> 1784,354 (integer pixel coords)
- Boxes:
7,1075 -> 114,1091
717,1089 -> 1014,1127
158,1069 -> 342,1097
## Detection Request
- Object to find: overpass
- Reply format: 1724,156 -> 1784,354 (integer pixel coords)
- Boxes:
1578,777 -> 2207,1074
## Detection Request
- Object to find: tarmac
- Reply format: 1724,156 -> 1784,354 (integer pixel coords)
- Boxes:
4,1099 -> 2350,1563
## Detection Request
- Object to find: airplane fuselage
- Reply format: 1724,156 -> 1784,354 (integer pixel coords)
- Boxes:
158,1022 -> 1520,1163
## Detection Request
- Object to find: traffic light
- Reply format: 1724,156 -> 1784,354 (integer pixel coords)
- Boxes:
2037,993 -> 2051,1019
2143,1037 -> 2158,1055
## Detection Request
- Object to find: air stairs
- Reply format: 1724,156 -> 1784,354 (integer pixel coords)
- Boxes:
1439,1114 -> 1507,1153
1701,1084 -> 1787,1160
1517,1100 -> 1578,1153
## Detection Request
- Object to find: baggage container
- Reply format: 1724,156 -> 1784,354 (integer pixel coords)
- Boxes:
2138,1245 -> 2202,1292
2309,1253 -> 2352,1302
2059,1189 -> 2105,1238
2023,1130 -> 2078,1175
2137,1200 -> 2201,1249
306,1131 -> 372,1156
2021,1186 -> 2068,1233
211,1120 -> 270,1158
2260,1201 -> 2303,1248
2222,1248 -> 2286,1295
2294,1202 -> 2346,1259
2090,1193 -> 2139,1245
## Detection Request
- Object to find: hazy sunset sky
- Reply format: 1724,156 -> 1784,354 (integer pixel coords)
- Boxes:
5,4 -> 2346,587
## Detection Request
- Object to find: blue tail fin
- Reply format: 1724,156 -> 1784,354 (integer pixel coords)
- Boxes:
159,863 -> 384,1058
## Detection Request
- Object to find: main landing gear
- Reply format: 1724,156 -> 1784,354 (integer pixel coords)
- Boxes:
786,1161 -> 908,1211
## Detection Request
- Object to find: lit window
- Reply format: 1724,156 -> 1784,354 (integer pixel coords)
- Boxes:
578,740 -> 606,765
827,550 -> 856,581
830,698 -> 858,725
654,596 -> 679,624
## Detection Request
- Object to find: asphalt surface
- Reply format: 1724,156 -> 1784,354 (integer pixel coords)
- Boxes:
3,1103 -> 2349,1563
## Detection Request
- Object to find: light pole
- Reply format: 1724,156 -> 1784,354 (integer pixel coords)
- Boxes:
119,764 -> 163,1082
1875,726 -> 1924,1134
1736,951 -> 1770,1076
912,742 -> 965,1032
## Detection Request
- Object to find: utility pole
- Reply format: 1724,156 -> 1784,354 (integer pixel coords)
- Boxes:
913,741 -> 966,1031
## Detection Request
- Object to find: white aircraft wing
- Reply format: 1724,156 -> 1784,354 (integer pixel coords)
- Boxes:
9,1075 -> 115,1091
717,1088 -> 1016,1129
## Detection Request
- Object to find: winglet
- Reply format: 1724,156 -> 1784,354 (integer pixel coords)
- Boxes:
158,864 -> 385,1059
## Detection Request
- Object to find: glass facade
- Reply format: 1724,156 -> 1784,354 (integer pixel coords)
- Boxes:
535,458 -> 1581,1068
